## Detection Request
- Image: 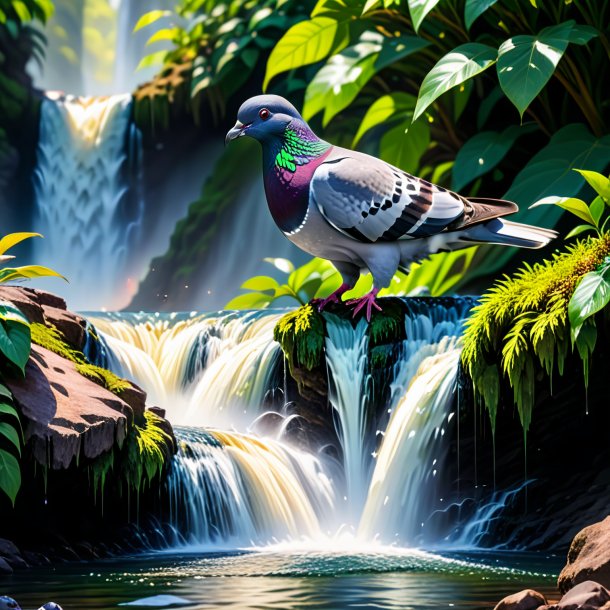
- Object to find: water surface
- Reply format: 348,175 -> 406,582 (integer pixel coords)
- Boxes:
2,549 -> 562,609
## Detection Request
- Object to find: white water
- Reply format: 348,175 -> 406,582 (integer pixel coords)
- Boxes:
33,94 -> 142,310
89,302 -> 479,548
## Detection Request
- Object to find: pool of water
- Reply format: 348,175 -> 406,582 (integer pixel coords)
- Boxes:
1,549 -> 562,610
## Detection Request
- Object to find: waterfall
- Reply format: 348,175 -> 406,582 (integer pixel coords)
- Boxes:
87,299 -> 481,549
323,315 -> 370,520
32,94 -> 143,310
88,311 -> 282,428
359,341 -> 461,544
167,427 -> 335,547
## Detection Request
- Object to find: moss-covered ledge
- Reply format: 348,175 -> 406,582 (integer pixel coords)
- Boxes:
462,234 -> 610,437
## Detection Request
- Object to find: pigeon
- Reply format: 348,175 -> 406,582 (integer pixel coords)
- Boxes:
226,95 -> 556,320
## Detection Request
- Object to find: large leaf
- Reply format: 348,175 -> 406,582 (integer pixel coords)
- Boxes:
407,0 -> 441,33
380,120 -> 430,174
497,21 -> 575,117
0,422 -> 20,456
225,292 -> 274,310
264,17 -> 351,90
241,275 -> 281,293
464,0 -> 499,30
472,124 -> 610,276
304,32 -> 429,125
529,196 -> 595,225
353,92 -> 416,146
569,267 -> 610,340
0,448 -> 20,505
0,302 -> 30,373
574,170 -> 610,200
413,43 -> 497,121
0,232 -> 41,256
452,124 -> 536,191
133,10 -> 171,32
0,264 -> 66,283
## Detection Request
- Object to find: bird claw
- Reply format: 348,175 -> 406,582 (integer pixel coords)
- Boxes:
346,289 -> 381,322
312,283 -> 351,313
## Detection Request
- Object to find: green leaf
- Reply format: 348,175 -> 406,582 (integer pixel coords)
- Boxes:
136,51 -> 168,71
529,196 -> 595,225
497,21 -> 575,117
407,0 -> 441,33
145,27 -> 179,46
569,267 -> 610,340
0,302 -> 30,373
241,275 -> 281,293
470,124 -> 610,278
264,17 -> 350,90
464,0 -> 499,30
225,292 -> 273,310
0,265 -> 66,283
134,10 -> 171,32
590,196 -> 605,226
0,232 -> 41,256
574,169 -> 610,199
0,448 -> 20,505
0,422 -> 20,456
568,24 -> 599,46
353,92 -> 416,146
12,1 -> 31,23
452,124 -> 536,191
304,32 -> 428,125
413,43 -> 497,122
380,120 -> 430,174
565,224 -> 595,239
264,257 -> 295,274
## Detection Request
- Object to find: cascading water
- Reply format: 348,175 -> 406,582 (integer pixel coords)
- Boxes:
32,94 -> 143,310
87,299 -> 480,549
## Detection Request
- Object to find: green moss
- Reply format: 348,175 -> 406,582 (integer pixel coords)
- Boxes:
90,411 -> 173,505
368,300 -> 407,348
31,323 -> 129,395
462,235 -> 610,435
274,304 -> 325,372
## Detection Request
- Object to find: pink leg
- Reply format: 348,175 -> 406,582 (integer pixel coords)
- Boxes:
346,288 -> 382,322
312,283 -> 352,312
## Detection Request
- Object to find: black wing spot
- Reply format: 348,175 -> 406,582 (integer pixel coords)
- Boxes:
370,207 -> 379,216
396,180 -> 403,187
373,201 -> 381,208
392,193 -> 401,203
362,211 -> 368,218
381,200 -> 392,210
406,183 -> 417,192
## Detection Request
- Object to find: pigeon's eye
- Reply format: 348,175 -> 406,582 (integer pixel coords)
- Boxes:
259,108 -> 270,120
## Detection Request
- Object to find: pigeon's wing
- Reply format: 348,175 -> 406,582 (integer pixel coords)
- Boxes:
310,153 -> 465,243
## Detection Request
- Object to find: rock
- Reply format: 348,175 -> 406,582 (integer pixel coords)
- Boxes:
494,589 -> 548,610
553,580 -> 610,609
559,517 -> 610,592
147,406 -> 165,419
6,345 -> 132,468
0,287 -> 45,323
119,595 -> 192,607
0,557 -> 13,575
0,596 -> 20,609
41,304 -> 86,350
38,603 -> 63,610
120,382 -> 147,422
0,538 -> 27,570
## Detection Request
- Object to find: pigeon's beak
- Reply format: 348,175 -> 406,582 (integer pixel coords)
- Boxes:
225,120 -> 247,145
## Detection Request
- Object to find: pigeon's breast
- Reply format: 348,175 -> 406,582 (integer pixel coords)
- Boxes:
264,150 -> 332,234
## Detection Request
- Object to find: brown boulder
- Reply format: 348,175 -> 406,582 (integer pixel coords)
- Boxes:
41,304 -> 86,350
559,517 -> 610,592
6,345 -> 132,469
551,581 -> 610,609
494,589 -> 548,610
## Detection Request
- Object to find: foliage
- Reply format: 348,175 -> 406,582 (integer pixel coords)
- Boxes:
261,0 -> 610,282
134,0 -> 306,123
226,247 -> 476,310
0,381 -> 22,506
0,232 -> 65,285
30,322 -> 130,395
274,304 -> 325,372
90,410 -> 173,503
462,233 -> 610,438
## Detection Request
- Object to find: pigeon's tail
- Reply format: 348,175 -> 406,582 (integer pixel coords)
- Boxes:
459,218 -> 557,249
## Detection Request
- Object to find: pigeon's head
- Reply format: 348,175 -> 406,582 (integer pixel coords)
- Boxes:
225,95 -> 305,145
0,597 -> 21,610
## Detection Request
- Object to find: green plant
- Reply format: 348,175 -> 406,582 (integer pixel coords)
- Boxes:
226,247 -> 476,310
0,232 -> 65,284
462,233 -> 610,440
261,0 -> 610,284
